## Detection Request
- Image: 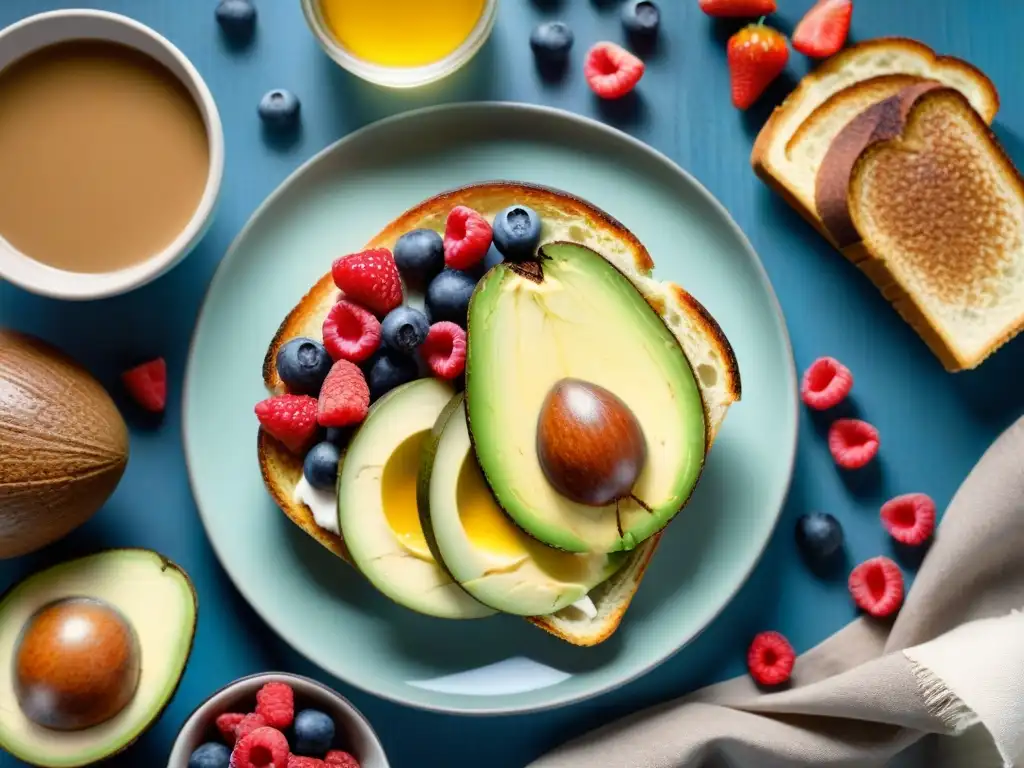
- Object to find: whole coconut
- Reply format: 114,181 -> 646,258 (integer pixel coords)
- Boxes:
0,330 -> 128,559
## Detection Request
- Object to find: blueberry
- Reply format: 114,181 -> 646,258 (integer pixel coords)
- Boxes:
215,0 -> 256,38
466,243 -> 505,281
325,427 -> 350,446
259,90 -> 301,130
530,22 -> 574,65
276,338 -> 332,395
394,229 -> 445,286
303,441 -> 341,490
426,269 -> 477,328
795,512 -> 845,563
293,709 -> 336,756
492,205 -> 542,262
622,0 -> 660,39
381,306 -> 430,355
189,742 -> 231,768
364,351 -> 419,402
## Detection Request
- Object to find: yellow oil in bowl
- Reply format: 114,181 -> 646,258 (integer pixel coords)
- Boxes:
304,0 -> 497,88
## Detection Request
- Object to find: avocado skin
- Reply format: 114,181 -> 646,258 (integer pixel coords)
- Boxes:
0,549 -> 198,768
464,241 -> 708,555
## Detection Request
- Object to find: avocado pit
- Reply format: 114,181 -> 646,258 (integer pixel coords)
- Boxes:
536,378 -> 647,509
14,597 -> 141,731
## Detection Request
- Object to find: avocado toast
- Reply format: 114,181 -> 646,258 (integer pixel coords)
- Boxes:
257,182 -> 740,646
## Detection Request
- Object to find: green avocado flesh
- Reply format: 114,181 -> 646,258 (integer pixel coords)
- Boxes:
466,241 -> 707,554
0,549 -> 196,768
337,378 -> 494,620
419,395 -> 626,616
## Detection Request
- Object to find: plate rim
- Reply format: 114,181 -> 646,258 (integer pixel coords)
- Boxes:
182,101 -> 799,716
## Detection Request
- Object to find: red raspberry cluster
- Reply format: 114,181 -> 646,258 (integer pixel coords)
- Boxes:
198,681 -> 362,768
749,357 -> 940,686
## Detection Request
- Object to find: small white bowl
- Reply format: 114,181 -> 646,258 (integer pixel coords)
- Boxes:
0,10 -> 224,301
167,672 -> 390,767
300,0 -> 498,89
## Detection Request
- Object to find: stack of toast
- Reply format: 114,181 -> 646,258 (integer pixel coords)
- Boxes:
753,38 -> 1024,372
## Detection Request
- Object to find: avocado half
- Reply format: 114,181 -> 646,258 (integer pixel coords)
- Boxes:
465,241 -> 708,555
419,394 -> 626,616
0,549 -> 197,768
337,378 -> 494,620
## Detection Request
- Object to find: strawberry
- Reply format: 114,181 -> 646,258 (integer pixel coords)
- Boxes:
727,21 -> 789,110
699,0 -> 776,17
584,42 -> 645,99
793,0 -> 853,59
121,358 -> 167,413
331,248 -> 403,317
255,394 -> 319,454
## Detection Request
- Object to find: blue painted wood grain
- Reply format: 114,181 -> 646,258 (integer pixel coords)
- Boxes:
1,1 -> 1022,766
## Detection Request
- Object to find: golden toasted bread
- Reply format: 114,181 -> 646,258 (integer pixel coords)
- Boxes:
258,182 -> 740,645
751,37 -> 999,244
830,88 -> 1024,372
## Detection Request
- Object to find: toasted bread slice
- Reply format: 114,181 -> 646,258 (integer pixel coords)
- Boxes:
835,88 -> 1024,371
258,182 -> 741,645
752,38 -> 999,244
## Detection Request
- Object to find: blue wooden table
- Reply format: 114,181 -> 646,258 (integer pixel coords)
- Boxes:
2,2 -> 1022,766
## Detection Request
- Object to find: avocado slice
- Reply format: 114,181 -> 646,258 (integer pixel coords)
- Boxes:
420,395 -> 626,616
0,549 -> 197,768
465,241 -> 707,554
337,378 -> 494,619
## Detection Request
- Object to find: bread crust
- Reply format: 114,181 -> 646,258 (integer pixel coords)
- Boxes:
753,36 -> 999,168
257,181 -> 740,644
841,89 -> 1024,371
816,82 -> 944,248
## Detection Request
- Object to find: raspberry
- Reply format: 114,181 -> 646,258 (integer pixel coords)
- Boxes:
584,42 -> 645,99
444,206 -> 493,270
230,726 -> 289,768
324,752 -> 359,768
322,300 -> 381,363
288,757 -> 326,768
420,322 -> 467,379
331,249 -> 403,317
233,712 -> 268,742
881,493 -> 936,546
800,356 -> 853,410
121,357 -> 167,413
849,556 -> 904,618
255,394 -> 319,454
255,681 -> 295,729
216,712 -> 246,745
828,418 -> 879,470
746,631 -> 795,686
318,360 -> 370,428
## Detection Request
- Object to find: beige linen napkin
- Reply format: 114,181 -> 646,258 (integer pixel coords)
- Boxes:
530,416 -> 1024,768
